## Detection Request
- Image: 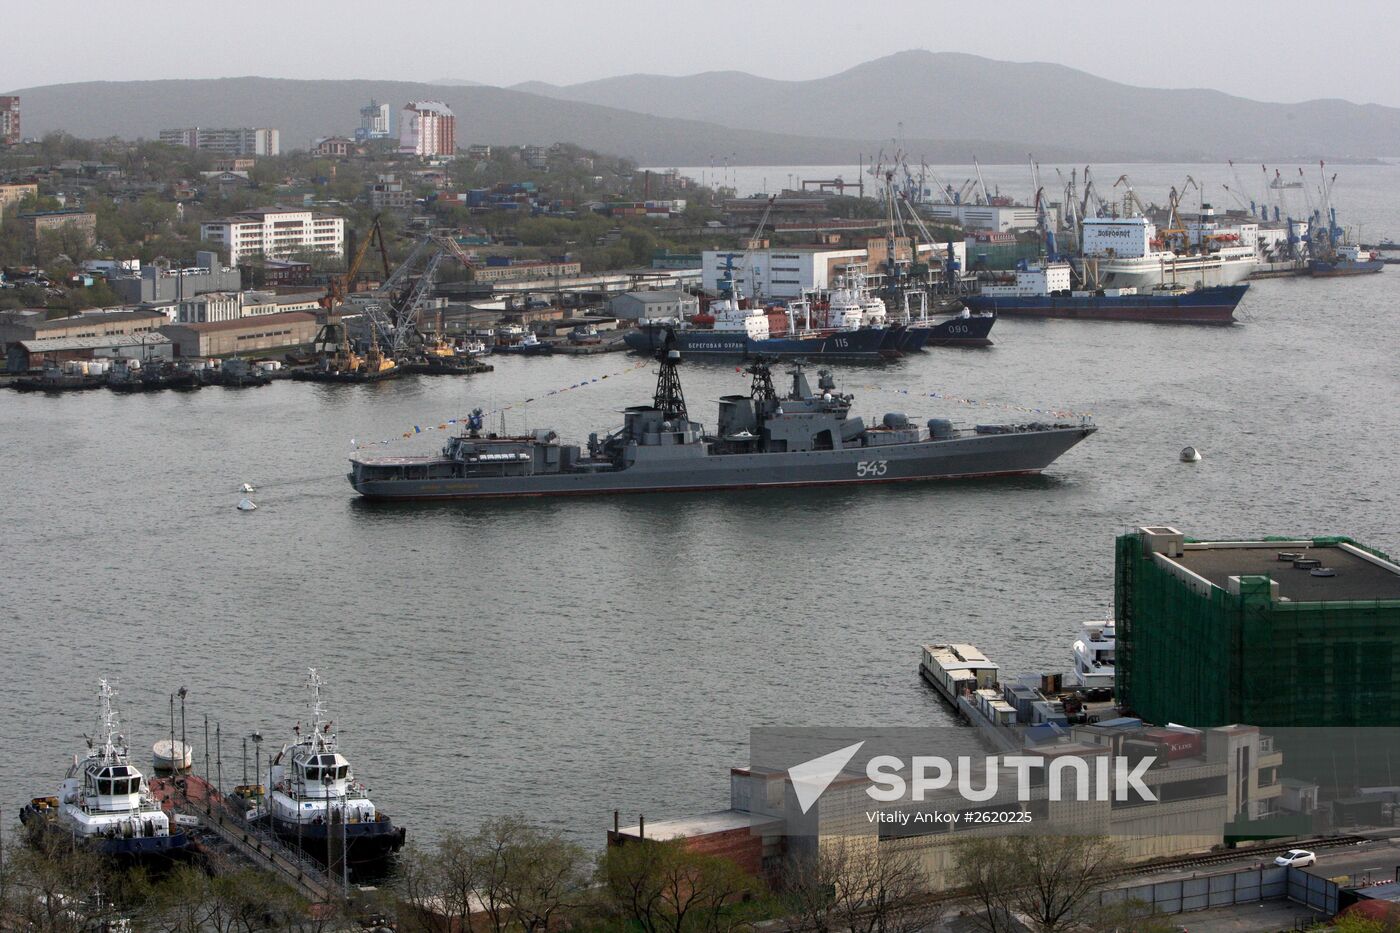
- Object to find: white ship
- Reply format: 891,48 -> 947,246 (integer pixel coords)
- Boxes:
258,669 -> 405,875
20,680 -> 191,862
1068,620 -> 1115,691
1078,216 -> 1256,289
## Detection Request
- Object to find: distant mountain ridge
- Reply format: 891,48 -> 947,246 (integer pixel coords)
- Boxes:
6,51 -> 1398,164
0,76 -> 1101,165
509,50 -> 1400,161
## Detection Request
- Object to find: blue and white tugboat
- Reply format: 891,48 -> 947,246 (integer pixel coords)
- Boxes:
260,669 -> 405,876
20,679 -> 190,862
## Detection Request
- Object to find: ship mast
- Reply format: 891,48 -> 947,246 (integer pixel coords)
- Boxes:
746,358 -> 777,402
304,668 -> 334,752
95,679 -> 126,764
651,338 -> 687,421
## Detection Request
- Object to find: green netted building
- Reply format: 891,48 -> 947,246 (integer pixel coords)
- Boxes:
1116,526 -> 1400,728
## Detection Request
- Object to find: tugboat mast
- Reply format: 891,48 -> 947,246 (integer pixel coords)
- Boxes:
95,679 -> 126,764
304,668 -> 334,753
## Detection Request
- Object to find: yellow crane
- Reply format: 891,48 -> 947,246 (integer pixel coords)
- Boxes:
312,216 -> 391,373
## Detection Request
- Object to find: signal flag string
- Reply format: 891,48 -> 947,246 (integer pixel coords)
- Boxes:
350,359 -> 653,450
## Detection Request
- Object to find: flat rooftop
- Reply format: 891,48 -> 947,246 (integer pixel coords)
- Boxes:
1172,543 -> 1400,602
614,809 -> 768,842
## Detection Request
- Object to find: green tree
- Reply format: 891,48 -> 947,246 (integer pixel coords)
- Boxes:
952,834 -> 1121,933
599,838 -> 761,933
780,840 -> 940,933
394,816 -> 592,933
1313,914 -> 1396,933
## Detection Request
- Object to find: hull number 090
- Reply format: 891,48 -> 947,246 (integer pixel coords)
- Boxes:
856,460 -> 889,477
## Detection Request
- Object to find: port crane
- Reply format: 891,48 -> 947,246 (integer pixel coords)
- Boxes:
972,158 -> 992,206
1161,176 -> 1199,251
311,215 -> 391,366
355,232 -> 483,357
1056,168 -> 1082,254
1033,186 -> 1058,262
717,195 -> 776,303
1080,167 -> 1107,218
1112,174 -> 1149,218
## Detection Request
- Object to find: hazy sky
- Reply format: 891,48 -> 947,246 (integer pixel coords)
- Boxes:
5,0 -> 1400,107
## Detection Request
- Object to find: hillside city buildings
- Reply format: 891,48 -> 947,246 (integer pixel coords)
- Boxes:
398,101 -> 455,158
0,96 -> 20,146
0,181 -> 38,219
159,126 -> 281,157
199,208 -> 345,265
358,100 -> 391,141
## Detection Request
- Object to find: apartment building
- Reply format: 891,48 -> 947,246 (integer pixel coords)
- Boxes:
159,127 -> 280,157
200,209 -> 344,265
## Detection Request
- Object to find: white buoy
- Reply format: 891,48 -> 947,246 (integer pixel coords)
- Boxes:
237,498 -> 258,511
239,483 -> 255,493
1180,446 -> 1202,463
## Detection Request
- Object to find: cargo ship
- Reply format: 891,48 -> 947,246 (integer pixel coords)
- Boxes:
1309,243 -> 1384,277
348,341 -> 1095,500
623,292 -> 897,359
1077,216 -> 1256,289
965,262 -> 1247,324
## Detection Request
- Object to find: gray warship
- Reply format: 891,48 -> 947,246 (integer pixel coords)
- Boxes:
348,345 -> 1095,500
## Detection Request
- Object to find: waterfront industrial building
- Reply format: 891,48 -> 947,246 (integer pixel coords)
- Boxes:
1,308 -> 170,370
700,239 -> 967,299
158,311 -> 320,358
1116,526 -> 1400,728
108,252 -> 242,304
612,722 -> 1286,889
200,209 -> 345,266
608,289 -> 699,321
924,201 -> 1051,233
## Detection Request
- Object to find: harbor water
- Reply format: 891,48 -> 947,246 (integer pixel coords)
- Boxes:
2,259 -> 1398,846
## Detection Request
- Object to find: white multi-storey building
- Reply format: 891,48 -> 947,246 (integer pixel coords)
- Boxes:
159,127 -> 280,157
200,209 -> 345,266
701,242 -> 967,300
359,100 -> 391,140
924,202 -> 1050,233
174,291 -> 240,324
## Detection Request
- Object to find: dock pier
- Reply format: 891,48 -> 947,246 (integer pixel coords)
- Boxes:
150,774 -> 341,904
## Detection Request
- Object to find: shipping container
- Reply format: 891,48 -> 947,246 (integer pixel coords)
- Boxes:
1142,727 -> 1203,760
1121,738 -> 1169,769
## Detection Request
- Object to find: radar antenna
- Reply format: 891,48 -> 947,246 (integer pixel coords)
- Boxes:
652,330 -> 687,420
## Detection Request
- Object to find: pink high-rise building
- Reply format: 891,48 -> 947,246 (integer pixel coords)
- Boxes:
398,101 -> 456,158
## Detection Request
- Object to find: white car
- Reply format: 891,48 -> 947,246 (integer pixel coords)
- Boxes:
1275,849 -> 1316,868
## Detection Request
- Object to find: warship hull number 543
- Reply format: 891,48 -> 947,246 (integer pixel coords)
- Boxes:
349,337 -> 1095,500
